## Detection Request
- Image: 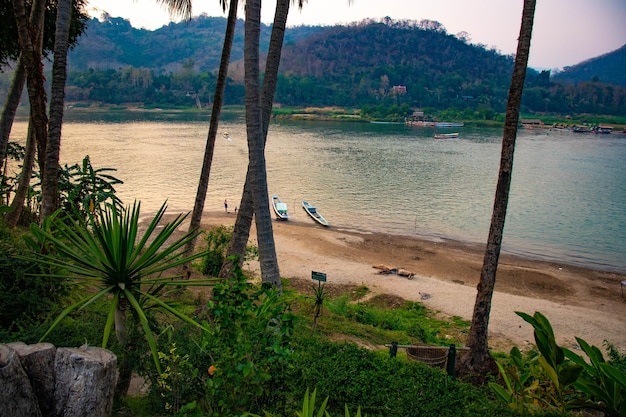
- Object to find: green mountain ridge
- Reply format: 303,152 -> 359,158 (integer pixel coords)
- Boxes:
553,44 -> 626,87
38,16 -> 625,115
68,14 -> 323,73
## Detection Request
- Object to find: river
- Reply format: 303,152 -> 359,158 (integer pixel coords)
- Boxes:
9,110 -> 626,273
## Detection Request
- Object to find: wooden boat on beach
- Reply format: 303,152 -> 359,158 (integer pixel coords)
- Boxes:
434,132 -> 459,139
272,195 -> 289,220
302,201 -> 329,227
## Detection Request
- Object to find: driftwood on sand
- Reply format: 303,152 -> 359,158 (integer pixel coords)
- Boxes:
372,264 -> 415,279
0,343 -> 117,417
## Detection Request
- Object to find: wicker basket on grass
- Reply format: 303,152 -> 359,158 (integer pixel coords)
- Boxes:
406,345 -> 470,368
406,345 -> 448,368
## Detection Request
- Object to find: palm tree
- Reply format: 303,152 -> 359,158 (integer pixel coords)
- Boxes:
29,202 -> 217,397
40,0 -> 73,220
11,0 -> 48,175
185,0 -> 239,260
243,0 -> 282,288
4,123 -> 36,227
5,0 -> 47,227
460,0 -> 537,381
220,0 -> 301,280
0,57 -> 26,174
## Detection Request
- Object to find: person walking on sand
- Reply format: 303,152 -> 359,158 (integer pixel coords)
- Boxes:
224,199 -> 228,213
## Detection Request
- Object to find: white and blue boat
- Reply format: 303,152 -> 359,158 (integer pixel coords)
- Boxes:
302,201 -> 329,227
272,195 -> 289,220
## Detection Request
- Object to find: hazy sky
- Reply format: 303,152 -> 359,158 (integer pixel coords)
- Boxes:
86,0 -> 626,70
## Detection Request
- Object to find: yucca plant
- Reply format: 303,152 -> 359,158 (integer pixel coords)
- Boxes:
24,201 -> 218,392
312,282 -> 326,328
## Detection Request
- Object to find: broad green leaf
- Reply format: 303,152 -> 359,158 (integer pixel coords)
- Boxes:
489,382 -> 512,403
538,356 -> 559,389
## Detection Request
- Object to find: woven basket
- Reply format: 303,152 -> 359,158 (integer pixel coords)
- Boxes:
406,345 -> 449,368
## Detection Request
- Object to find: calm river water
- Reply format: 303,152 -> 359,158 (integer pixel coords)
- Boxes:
10,110 -> 626,273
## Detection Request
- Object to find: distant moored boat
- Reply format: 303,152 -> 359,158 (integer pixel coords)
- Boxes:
433,132 -> 459,139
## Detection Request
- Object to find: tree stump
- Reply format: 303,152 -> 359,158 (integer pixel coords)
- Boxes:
7,342 -> 56,417
0,344 -> 42,417
0,343 -> 117,417
54,346 -> 118,417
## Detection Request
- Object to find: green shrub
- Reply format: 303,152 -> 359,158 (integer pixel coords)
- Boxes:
287,338 -> 519,417
604,340 -> 626,373
198,270 -> 295,416
200,225 -> 258,276
200,225 -> 232,276
0,224 -> 68,338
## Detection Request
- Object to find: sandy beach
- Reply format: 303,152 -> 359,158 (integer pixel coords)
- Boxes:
197,211 -> 626,354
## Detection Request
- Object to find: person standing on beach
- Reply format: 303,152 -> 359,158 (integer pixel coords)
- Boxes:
224,199 -> 228,213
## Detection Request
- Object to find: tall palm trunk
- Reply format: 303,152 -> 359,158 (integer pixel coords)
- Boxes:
5,123 -> 36,227
244,0 -> 281,288
220,0 -> 292,279
0,57 -> 26,174
461,0 -> 537,381
6,0 -> 47,226
185,0 -> 239,259
41,0 -> 73,220
11,0 -> 48,175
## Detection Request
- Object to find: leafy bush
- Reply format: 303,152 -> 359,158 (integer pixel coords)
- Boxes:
197,270 -> 295,416
286,338 -> 519,417
0,223 -> 68,338
200,225 -> 258,276
56,155 -> 124,218
490,311 -> 626,417
604,340 -> 626,373
200,225 -> 233,276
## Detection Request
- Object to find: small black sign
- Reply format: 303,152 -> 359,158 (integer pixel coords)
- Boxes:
312,271 -> 327,282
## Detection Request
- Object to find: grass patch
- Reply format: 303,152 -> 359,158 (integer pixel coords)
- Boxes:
286,280 -> 470,348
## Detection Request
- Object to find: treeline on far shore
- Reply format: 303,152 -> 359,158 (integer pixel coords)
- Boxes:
2,64 -> 626,123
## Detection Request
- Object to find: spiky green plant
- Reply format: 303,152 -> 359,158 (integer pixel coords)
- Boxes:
25,201 -> 218,375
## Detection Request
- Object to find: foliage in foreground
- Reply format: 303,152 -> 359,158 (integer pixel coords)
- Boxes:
140,270 -> 294,416
0,223 -> 66,336
24,201 -> 217,385
490,311 -> 626,416
283,338 -> 518,417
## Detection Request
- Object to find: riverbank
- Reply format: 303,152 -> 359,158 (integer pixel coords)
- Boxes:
57,105 -> 626,129
193,211 -> 626,353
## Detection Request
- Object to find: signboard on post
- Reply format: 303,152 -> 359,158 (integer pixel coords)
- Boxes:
311,271 -> 327,282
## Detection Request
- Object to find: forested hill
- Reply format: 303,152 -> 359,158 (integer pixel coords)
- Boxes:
274,19 -> 520,109
553,44 -> 626,87
53,15 -> 626,116
68,14 -> 323,72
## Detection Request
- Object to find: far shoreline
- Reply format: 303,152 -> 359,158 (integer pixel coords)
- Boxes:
37,105 -> 626,131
